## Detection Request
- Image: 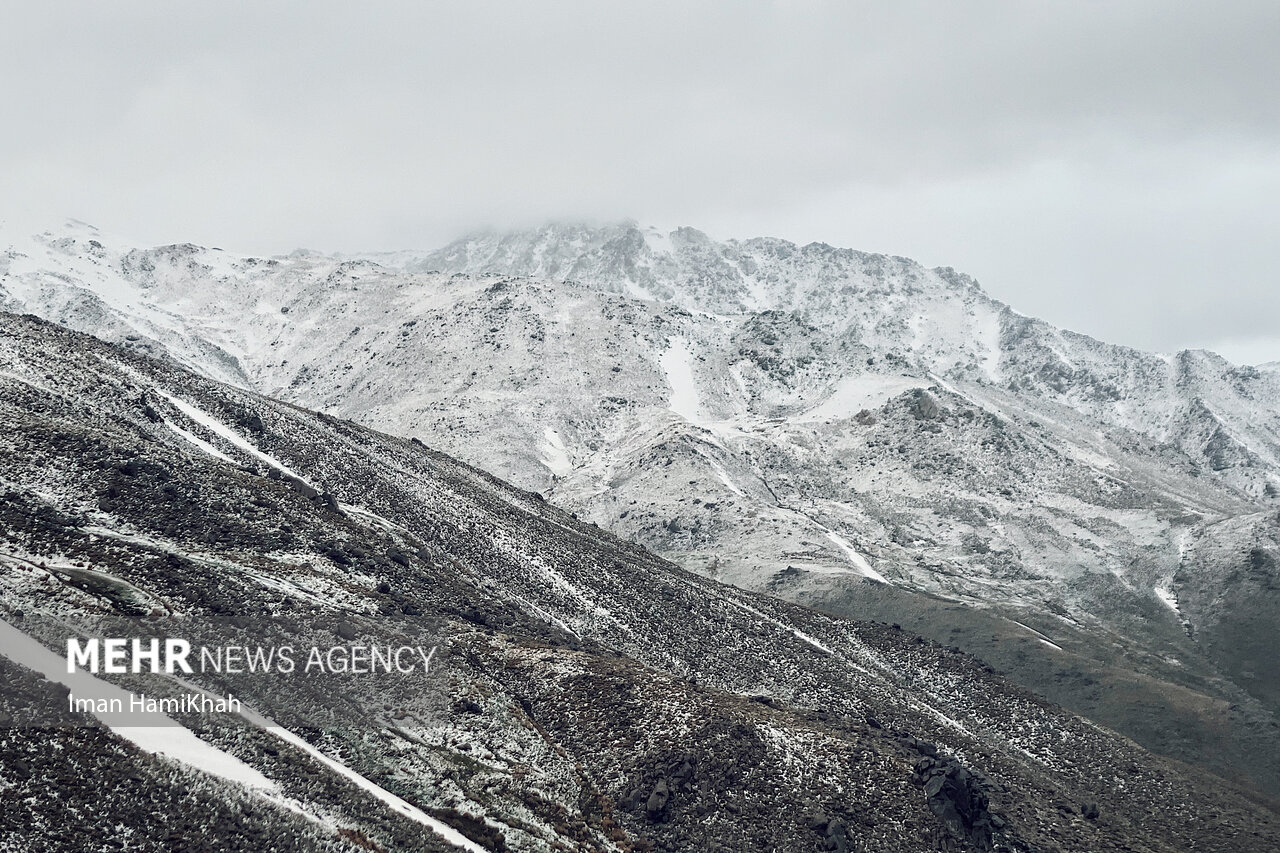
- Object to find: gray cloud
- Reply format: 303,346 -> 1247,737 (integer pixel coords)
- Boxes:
3,2 -> 1277,361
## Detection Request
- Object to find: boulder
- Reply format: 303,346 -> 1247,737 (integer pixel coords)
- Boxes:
646,779 -> 670,820
910,390 -> 942,420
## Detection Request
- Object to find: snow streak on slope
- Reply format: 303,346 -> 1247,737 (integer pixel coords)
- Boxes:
660,338 -> 704,426
695,446 -> 746,497
158,391 -> 307,482
0,617 -> 275,792
165,421 -> 234,463
1154,585 -> 1181,615
228,700 -> 491,853
824,531 -> 890,584
1009,620 -> 1063,653
721,597 -> 837,659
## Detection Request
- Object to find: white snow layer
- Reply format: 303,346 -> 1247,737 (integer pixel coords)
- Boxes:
0,618 -> 275,791
824,531 -> 890,583
165,421 -> 235,463
157,392 -> 308,482
660,338 -> 704,426
797,374 -> 929,422
1154,585 -> 1181,615
539,427 -> 573,477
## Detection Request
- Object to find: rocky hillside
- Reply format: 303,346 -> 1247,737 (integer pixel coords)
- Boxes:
3,220 -> 1280,798
3,312 -> 1279,851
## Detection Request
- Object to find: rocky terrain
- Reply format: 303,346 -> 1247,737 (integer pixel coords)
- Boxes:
3,311 -> 1280,851
3,219 -> 1280,800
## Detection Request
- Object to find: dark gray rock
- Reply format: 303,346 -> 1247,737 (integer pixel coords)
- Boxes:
646,779 -> 670,820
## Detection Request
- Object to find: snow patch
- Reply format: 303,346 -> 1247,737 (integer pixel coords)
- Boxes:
976,309 -> 1003,382
240,707 -> 491,852
660,338 -> 705,426
693,446 -> 745,496
164,677 -> 492,853
824,531 -> 889,583
341,503 -> 410,536
796,374 -> 928,422
723,597 -> 838,658
1008,619 -> 1064,651
642,226 -> 675,258
539,427 -> 573,477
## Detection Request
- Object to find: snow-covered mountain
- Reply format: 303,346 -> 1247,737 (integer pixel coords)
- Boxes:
395,222 -> 1280,490
4,219 -> 1280,795
3,311 -> 1279,852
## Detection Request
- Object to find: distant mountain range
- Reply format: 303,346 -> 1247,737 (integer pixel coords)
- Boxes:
4,219 -> 1280,805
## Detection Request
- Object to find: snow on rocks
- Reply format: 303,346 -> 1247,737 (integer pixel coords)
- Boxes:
157,391 -> 309,483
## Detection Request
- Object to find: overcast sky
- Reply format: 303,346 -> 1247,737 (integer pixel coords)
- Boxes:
3,2 -> 1277,363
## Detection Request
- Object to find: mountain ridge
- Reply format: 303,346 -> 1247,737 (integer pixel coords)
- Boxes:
4,219 -> 1279,797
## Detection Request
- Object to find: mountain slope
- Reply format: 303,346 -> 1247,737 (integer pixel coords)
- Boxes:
393,222 -> 1280,492
3,311 -> 1279,852
4,220 -> 1280,797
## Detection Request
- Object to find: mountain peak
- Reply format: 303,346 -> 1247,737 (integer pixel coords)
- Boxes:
371,221 -> 993,322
